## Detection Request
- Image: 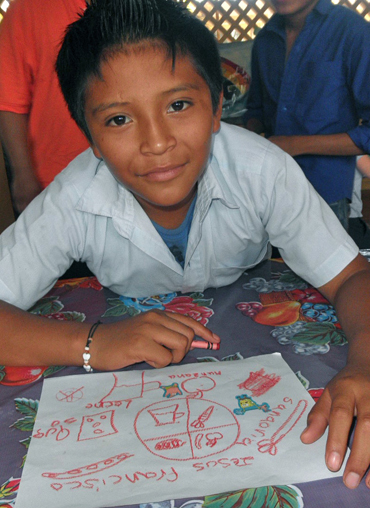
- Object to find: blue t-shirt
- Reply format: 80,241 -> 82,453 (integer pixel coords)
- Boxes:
151,195 -> 197,268
245,0 -> 370,204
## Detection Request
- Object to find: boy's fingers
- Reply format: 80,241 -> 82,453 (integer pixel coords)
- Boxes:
301,390 -> 331,445
163,311 -> 220,343
324,392 -> 355,472
342,400 -> 370,489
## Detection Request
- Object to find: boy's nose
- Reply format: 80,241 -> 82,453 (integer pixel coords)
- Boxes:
140,118 -> 176,155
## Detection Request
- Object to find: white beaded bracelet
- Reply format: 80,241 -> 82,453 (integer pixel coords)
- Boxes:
83,321 -> 101,373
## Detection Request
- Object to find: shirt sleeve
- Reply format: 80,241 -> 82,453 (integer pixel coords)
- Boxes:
0,172 -> 86,310
259,144 -> 359,287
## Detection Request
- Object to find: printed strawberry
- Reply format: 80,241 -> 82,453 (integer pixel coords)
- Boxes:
0,366 -> 47,386
308,388 -> 324,402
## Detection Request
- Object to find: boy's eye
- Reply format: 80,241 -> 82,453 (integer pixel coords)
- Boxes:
168,100 -> 191,113
107,115 -> 131,126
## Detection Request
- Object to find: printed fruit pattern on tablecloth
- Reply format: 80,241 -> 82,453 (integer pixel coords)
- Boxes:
236,271 -> 347,355
103,292 -> 214,326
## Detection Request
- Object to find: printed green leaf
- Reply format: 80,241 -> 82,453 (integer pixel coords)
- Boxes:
291,322 -> 347,346
278,272 -> 306,286
43,366 -> 65,377
127,307 -> 141,317
295,370 -> 310,390
222,352 -> 244,362
189,292 -> 214,307
203,485 -> 303,508
197,356 -> 219,363
14,398 -> 39,417
102,298 -> 129,317
19,436 -> 31,450
0,366 -> 5,382
29,297 -> 64,315
11,399 -> 39,432
11,415 -> 36,432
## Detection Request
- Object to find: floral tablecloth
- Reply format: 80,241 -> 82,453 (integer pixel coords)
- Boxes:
1,258 -> 369,507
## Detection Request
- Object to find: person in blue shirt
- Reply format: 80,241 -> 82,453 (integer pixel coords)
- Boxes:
244,0 -> 370,231
1,0 -> 370,491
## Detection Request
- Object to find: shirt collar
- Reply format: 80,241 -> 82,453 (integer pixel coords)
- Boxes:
76,134 -> 238,230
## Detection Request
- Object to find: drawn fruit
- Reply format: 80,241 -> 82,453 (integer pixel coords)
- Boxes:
253,301 -> 301,327
0,366 -> 47,386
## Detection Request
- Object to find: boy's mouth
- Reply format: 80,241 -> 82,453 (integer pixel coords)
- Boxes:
140,163 -> 187,182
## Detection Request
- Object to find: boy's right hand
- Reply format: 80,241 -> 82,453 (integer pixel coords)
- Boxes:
90,310 -> 220,371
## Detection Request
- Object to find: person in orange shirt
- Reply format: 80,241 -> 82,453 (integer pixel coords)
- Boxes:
0,0 -> 90,213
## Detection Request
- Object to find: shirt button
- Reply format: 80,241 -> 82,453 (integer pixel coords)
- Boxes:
282,106 -> 287,112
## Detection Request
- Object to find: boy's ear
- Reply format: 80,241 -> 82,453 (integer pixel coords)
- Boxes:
90,143 -> 103,160
212,92 -> 224,133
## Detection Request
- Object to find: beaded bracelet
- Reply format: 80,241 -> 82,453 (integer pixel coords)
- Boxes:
83,321 -> 101,373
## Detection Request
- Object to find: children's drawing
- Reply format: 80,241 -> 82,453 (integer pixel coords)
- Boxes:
237,369 -> 281,397
233,395 -> 271,415
257,399 -> 308,455
14,354 -> 345,508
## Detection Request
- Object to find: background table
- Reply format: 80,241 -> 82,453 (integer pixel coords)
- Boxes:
1,258 -> 369,507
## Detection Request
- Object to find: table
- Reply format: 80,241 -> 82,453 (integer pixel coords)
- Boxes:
1,258 -> 369,507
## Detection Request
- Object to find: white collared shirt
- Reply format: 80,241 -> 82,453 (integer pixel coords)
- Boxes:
0,123 -> 358,310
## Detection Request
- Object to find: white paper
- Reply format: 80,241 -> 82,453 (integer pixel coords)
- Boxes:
15,353 -> 345,508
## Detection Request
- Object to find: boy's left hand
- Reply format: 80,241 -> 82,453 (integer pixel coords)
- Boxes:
300,362 -> 370,489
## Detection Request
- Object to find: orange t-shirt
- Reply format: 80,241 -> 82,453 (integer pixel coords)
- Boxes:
0,0 -> 89,187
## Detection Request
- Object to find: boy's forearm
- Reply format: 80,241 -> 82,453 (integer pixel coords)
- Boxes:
333,268 -> 370,367
268,133 -> 364,158
0,300 -> 88,367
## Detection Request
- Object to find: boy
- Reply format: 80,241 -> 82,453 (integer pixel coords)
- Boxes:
0,0 -> 369,490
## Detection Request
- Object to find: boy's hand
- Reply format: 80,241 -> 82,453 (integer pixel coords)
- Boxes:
91,310 -> 220,371
300,363 -> 370,489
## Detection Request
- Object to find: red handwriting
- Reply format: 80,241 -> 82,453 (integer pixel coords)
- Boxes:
125,467 -> 178,483
193,456 -> 254,471
33,419 -> 76,442
49,467 -> 179,492
169,372 -> 221,379
257,399 -> 308,455
236,400 -> 299,447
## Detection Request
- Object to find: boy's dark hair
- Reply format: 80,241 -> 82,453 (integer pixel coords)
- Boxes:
56,0 -> 223,142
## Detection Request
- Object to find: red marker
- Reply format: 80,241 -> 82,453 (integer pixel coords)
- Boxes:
191,340 -> 220,350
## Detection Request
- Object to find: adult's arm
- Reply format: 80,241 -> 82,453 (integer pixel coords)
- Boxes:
301,253 -> 370,490
0,111 -> 42,212
268,132 -> 364,157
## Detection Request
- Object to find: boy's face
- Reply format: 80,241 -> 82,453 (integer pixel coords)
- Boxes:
84,44 -> 222,227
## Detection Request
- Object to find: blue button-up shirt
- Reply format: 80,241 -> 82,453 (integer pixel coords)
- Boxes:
245,0 -> 370,203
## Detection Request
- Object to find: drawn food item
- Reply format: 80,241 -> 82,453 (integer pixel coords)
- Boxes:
190,405 -> 214,429
155,438 -> 186,450
135,398 -> 239,460
77,410 -> 118,441
257,399 -> 308,455
42,452 -> 134,479
253,301 -> 301,327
